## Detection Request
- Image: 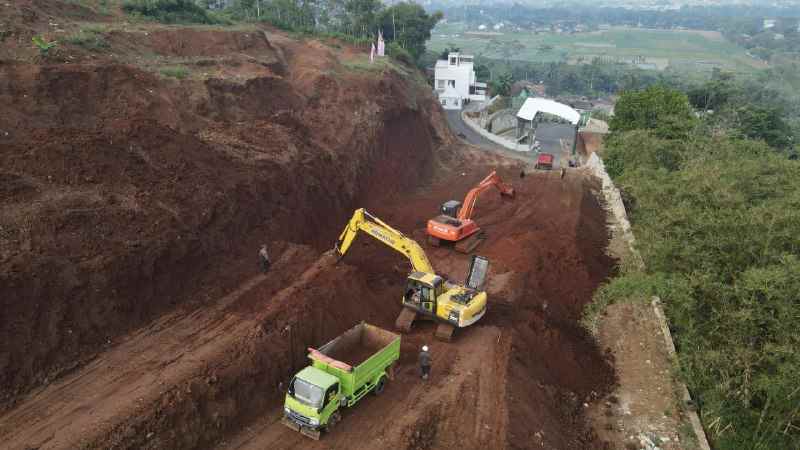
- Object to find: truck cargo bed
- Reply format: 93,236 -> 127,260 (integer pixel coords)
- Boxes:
319,324 -> 397,367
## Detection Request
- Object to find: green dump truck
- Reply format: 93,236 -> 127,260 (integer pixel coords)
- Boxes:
281,322 -> 401,440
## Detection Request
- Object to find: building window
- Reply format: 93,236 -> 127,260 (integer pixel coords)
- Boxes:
437,80 -> 445,89
449,57 -> 457,65
441,99 -> 447,106
448,80 -> 455,88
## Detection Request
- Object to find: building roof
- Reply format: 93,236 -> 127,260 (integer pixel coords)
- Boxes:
516,97 -> 581,125
435,60 -> 450,69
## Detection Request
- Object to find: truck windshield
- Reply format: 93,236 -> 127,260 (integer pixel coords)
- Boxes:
291,377 -> 324,408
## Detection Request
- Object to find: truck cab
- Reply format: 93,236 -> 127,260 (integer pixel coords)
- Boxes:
284,366 -> 341,432
282,323 -> 401,440
535,153 -> 554,170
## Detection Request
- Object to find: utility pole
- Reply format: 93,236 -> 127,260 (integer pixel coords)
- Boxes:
392,13 -> 396,41
256,0 -> 260,18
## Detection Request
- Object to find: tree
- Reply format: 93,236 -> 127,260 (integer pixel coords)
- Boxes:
474,62 -> 490,81
602,133 -> 800,449
439,45 -> 460,60
344,0 -> 382,33
729,105 -> 793,149
489,72 -> 513,96
610,85 -> 696,139
378,2 -> 442,62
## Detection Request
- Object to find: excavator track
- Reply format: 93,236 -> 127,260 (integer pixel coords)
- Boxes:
435,323 -> 456,342
395,308 -> 418,333
454,231 -> 485,254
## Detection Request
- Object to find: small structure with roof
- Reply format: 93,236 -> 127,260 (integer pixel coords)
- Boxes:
516,97 -> 581,150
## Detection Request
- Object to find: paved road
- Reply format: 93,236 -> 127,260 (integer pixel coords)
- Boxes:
535,123 -> 577,169
444,109 -> 536,164
445,109 -> 498,150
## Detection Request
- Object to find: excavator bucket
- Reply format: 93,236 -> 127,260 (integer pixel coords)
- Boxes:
465,256 -> 489,291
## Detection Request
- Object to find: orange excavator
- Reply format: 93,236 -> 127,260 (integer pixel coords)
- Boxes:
426,170 -> 515,253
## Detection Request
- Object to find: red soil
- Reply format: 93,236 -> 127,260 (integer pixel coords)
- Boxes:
0,13 -> 617,450
0,28 -> 448,407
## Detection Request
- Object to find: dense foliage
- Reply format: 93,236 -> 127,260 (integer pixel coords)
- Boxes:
122,0 -> 222,24
600,86 -> 800,449
609,85 -> 696,139
222,0 -> 440,62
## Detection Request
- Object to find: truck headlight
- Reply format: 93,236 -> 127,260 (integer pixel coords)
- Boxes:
309,417 -> 320,426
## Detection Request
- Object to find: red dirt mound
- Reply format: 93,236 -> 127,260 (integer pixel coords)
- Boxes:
107,29 -> 276,58
0,32 -> 450,407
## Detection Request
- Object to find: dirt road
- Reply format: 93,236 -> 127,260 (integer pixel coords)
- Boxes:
222,326 -> 509,450
0,157 -> 616,450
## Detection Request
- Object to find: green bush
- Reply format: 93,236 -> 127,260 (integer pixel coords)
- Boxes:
64,29 -> 109,51
160,66 -> 189,79
601,129 -> 800,449
387,42 -> 413,66
31,35 -> 57,56
122,0 -> 220,24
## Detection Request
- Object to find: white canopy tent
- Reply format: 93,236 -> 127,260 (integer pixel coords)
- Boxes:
516,97 -> 581,124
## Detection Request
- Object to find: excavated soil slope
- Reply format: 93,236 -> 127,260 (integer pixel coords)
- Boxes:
0,153 -> 616,450
0,27 -> 449,406
219,158 -> 617,450
1,10 -> 617,450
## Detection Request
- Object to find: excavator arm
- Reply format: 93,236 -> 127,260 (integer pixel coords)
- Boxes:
335,208 -> 435,273
458,170 -> 515,221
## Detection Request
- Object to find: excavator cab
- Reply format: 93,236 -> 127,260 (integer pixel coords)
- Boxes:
403,273 -> 444,315
440,200 -> 462,218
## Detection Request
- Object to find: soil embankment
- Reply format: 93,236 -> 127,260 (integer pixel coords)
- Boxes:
0,27 -> 448,407
1,10 -> 618,450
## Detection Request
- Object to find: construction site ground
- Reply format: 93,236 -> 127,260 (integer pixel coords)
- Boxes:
0,3 -> 692,449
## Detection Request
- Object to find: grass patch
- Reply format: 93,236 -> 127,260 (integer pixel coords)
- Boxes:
160,66 -> 189,79
64,27 -> 109,51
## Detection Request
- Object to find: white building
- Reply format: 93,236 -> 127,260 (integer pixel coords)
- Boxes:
439,85 -> 462,110
434,52 -> 487,109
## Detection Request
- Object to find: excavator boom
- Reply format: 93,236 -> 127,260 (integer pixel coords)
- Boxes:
335,208 -> 489,338
426,170 -> 514,252
458,170 -> 515,221
335,208 -> 435,273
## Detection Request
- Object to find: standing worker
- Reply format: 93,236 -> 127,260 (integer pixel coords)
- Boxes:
419,345 -> 431,380
259,243 -> 271,274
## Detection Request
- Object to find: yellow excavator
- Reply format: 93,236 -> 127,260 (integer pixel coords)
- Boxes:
335,208 -> 489,341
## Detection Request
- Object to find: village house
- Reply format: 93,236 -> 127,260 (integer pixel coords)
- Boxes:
434,52 -> 487,109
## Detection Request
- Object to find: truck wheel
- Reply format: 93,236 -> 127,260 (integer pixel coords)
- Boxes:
373,376 -> 387,396
327,411 -> 342,431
